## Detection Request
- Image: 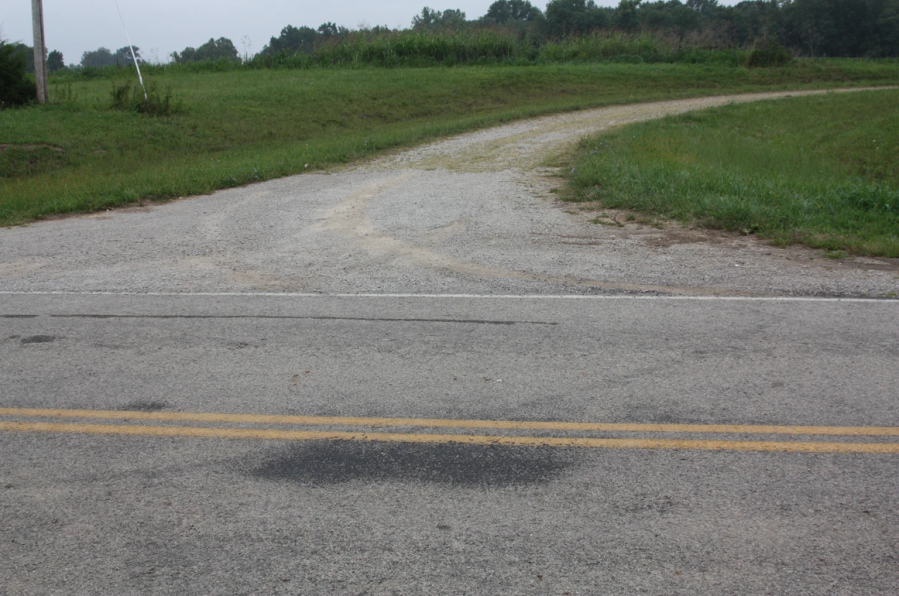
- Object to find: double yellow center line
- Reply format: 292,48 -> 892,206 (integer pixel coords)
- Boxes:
1,407 -> 898,453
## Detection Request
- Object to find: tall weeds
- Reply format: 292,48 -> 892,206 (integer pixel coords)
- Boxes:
52,31 -> 765,80
253,31 -> 529,68
540,32 -> 747,65
110,80 -> 179,115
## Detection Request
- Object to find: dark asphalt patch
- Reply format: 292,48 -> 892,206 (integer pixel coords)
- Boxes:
246,441 -> 580,487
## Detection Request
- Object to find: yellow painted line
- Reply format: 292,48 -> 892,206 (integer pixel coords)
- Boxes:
1,407 -> 897,437
1,421 -> 898,453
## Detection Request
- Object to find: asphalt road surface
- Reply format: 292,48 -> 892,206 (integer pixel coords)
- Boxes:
2,91 -> 898,595
2,293 -> 897,595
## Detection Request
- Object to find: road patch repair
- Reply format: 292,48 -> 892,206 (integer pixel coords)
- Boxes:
2,408 -> 898,454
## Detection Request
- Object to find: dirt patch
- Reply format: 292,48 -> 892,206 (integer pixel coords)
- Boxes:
560,194 -> 899,276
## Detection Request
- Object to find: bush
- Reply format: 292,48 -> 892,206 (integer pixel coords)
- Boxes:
110,80 -> 180,115
745,43 -> 793,68
0,40 -> 34,107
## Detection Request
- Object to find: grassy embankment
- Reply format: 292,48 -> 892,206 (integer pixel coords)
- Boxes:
566,89 -> 899,257
2,60 -> 898,226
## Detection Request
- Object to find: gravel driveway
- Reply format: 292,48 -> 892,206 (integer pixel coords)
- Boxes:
2,89 -> 897,297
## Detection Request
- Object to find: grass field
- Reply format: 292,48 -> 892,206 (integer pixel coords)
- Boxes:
2,60 -> 899,226
567,89 -> 899,257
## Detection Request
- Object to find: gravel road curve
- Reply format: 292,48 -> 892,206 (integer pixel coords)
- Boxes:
2,88 -> 897,297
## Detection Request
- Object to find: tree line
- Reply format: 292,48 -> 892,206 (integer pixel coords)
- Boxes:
5,43 -> 66,72
5,0 -> 899,77
254,0 -> 899,59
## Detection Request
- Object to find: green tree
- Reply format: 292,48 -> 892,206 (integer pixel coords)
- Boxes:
544,0 -> 609,37
614,0 -> 642,31
12,44 -> 64,73
10,43 -> 34,73
47,49 -> 64,71
440,9 -> 468,29
172,37 -> 239,63
81,47 -> 116,68
0,39 -> 34,107
877,1 -> 899,56
260,25 -> 320,55
412,7 -> 468,30
317,22 -> 349,39
412,7 -> 441,29
638,1 -> 701,35
724,0 -> 787,45
114,46 -> 142,66
686,0 -> 719,16
783,0 -> 899,57
484,0 -> 543,23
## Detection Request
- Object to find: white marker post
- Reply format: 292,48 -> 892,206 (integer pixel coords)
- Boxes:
114,0 -> 148,104
31,0 -> 49,103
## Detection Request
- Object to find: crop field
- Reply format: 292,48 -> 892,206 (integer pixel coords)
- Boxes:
2,60 -> 899,226
567,89 -> 899,257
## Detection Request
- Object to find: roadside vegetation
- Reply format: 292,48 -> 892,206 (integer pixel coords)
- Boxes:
7,0 -> 899,77
3,61 -> 898,226
2,0 -> 898,226
0,39 -> 35,108
566,89 -> 899,257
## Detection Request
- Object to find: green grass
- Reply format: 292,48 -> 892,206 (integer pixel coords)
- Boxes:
2,61 -> 898,226
567,89 -> 899,257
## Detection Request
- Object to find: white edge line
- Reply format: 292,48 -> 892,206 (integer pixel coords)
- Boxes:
0,291 -> 895,303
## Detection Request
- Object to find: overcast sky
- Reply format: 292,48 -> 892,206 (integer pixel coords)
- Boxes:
2,1 -> 743,66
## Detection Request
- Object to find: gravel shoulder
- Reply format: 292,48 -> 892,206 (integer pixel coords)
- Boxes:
1,88 -> 897,297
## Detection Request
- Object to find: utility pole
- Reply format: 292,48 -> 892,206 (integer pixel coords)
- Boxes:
31,0 -> 49,103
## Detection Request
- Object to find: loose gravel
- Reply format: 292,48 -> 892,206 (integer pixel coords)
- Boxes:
1,89 -> 896,297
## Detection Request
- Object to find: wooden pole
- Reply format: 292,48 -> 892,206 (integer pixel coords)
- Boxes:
31,0 -> 49,103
